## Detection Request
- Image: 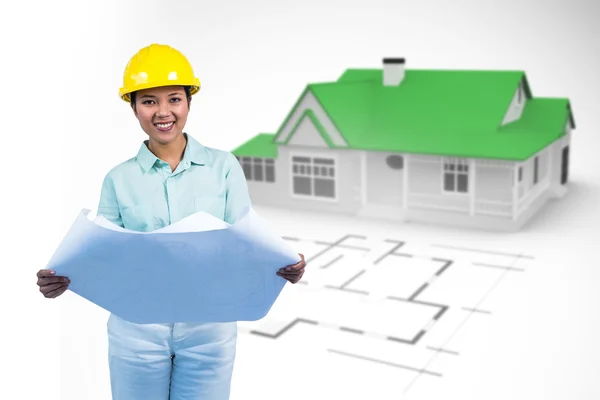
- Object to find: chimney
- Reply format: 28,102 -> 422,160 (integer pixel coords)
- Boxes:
383,58 -> 405,86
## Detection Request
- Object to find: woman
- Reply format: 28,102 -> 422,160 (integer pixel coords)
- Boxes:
36,43 -> 306,399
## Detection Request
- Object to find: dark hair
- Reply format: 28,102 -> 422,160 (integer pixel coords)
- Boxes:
130,86 -> 192,110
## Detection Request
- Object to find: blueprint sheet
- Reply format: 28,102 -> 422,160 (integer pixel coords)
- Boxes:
45,207 -> 300,324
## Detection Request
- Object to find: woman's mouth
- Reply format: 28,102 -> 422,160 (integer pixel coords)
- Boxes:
155,121 -> 174,132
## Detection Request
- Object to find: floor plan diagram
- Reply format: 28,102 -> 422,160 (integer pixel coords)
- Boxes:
234,230 -> 535,399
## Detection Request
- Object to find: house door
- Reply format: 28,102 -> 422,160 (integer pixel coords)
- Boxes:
561,146 -> 569,185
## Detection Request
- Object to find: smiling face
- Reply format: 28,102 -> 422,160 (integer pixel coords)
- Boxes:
131,85 -> 191,145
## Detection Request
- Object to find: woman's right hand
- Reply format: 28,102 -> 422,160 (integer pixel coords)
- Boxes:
36,269 -> 70,298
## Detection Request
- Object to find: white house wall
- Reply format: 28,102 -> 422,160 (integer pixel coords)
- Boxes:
269,146 -> 362,215
474,161 -> 513,203
407,155 -> 470,212
243,143 -> 565,231
245,177 -> 280,206
548,120 -> 572,196
513,125 -> 572,219
275,90 -> 348,147
408,155 -> 443,193
473,159 -> 515,217
365,151 -> 403,205
517,145 -> 551,199
511,148 -> 557,223
406,155 -> 517,216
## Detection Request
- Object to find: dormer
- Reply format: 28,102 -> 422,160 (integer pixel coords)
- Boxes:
500,77 -> 528,125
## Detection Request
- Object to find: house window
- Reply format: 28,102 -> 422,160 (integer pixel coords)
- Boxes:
265,159 -> 275,181
443,158 -> 468,193
533,156 -> 539,184
237,156 -> 275,182
252,158 -> 263,180
292,156 -> 335,198
518,166 -> 523,181
386,154 -> 403,169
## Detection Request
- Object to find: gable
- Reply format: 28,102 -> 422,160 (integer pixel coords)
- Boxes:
285,109 -> 334,147
273,89 -> 348,147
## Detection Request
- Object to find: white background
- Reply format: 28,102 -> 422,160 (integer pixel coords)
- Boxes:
2,0 -> 599,399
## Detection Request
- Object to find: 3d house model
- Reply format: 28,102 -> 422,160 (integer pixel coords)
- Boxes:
231,58 -> 575,231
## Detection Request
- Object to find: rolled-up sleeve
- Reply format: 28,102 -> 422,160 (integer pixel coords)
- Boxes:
224,153 -> 252,224
97,173 -> 124,227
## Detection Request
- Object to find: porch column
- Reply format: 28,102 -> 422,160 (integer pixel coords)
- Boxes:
469,158 -> 475,216
403,153 -> 409,209
360,151 -> 367,205
512,163 -> 519,220
547,143 -> 553,187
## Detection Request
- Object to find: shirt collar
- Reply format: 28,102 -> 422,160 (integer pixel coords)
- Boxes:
136,133 -> 206,173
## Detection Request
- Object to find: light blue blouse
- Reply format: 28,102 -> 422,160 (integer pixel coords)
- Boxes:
97,133 -> 252,231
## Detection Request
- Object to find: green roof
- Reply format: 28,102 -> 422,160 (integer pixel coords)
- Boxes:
232,68 -> 574,161
231,133 -> 277,158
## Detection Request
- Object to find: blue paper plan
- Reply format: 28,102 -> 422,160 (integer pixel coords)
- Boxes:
45,207 -> 300,324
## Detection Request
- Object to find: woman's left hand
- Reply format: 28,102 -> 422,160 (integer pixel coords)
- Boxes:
277,253 -> 306,284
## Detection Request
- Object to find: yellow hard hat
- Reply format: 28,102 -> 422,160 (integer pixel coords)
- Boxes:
119,43 -> 201,102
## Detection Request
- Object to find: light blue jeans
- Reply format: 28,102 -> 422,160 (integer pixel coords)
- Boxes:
107,314 -> 237,400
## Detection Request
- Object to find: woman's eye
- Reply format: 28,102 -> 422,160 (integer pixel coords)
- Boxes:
140,98 -> 180,104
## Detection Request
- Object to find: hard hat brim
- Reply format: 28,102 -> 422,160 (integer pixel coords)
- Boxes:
120,81 -> 200,102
